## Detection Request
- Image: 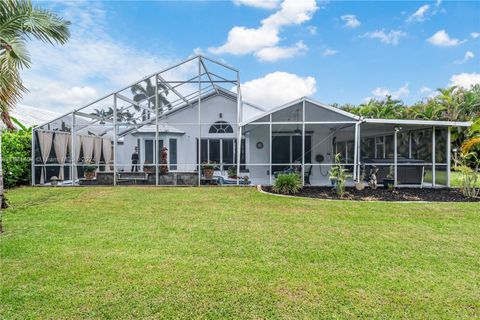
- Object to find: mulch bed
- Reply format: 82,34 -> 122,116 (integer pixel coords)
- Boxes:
261,186 -> 480,202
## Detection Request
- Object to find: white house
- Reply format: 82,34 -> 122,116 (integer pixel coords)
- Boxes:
32,56 -> 471,187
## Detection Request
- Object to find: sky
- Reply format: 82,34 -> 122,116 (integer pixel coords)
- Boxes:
22,0 -> 480,113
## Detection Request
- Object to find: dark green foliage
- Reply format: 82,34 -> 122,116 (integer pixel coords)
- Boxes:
1,128 -> 31,188
273,173 -> 302,194
338,85 -> 480,158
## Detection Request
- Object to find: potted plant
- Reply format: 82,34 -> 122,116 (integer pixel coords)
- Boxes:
50,176 -> 60,186
83,164 -> 96,180
355,167 -> 366,191
143,160 -> 155,174
227,166 -> 237,179
202,161 -> 215,179
160,147 -> 169,175
383,165 -> 395,190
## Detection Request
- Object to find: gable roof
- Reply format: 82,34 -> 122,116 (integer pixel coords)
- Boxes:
241,96 -> 360,125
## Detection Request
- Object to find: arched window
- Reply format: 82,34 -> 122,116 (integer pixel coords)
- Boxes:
209,121 -> 233,134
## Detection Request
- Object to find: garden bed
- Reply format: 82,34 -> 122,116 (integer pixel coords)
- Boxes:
262,186 -> 480,202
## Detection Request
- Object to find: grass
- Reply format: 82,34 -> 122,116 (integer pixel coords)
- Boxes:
1,187 -> 480,319
422,170 -> 480,187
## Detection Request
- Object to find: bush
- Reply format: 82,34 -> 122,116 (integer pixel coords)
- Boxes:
1,129 -> 32,188
329,153 -> 349,197
273,173 -> 302,194
453,152 -> 480,198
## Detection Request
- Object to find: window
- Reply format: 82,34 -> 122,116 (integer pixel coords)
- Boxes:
209,121 -> 233,134
361,138 -> 375,159
375,136 -> 385,159
144,139 -> 163,164
197,138 -> 245,171
272,135 -> 312,171
169,139 -> 177,170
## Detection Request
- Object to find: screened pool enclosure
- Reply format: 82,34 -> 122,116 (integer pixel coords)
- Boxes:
32,55 -> 471,187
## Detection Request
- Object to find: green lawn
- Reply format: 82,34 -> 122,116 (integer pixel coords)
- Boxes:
1,187 -> 479,319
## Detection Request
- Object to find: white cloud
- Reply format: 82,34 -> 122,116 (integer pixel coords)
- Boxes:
341,14 -> 361,28
361,29 -> 407,45
307,25 -> 317,35
233,0 -> 281,10
427,30 -> 465,47
471,32 -> 480,39
449,73 -> 480,89
20,2 -> 180,111
419,86 -> 432,94
371,83 -> 410,99
454,51 -> 475,64
322,48 -> 337,56
239,71 -> 316,107
209,0 -> 317,61
406,4 -> 430,23
255,41 -> 307,62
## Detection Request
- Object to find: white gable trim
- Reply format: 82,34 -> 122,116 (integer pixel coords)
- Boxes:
241,96 -> 359,126
363,118 -> 472,127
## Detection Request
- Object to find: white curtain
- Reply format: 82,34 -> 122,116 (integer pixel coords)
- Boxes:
38,131 -> 53,184
53,132 -> 69,180
73,135 -> 81,180
93,137 -> 102,171
82,136 -> 95,163
102,138 -> 112,171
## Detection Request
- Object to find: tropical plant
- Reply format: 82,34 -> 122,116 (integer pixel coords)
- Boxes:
353,96 -> 406,119
0,0 -> 70,215
329,153 -> 349,197
273,173 -> 302,195
91,107 -> 136,124
453,152 -> 479,198
227,165 -> 237,178
1,124 -> 31,188
410,100 -> 446,120
0,0 -> 70,129
131,78 -> 169,122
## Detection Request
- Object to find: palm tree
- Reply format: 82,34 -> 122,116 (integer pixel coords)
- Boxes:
410,100 -> 446,120
0,0 -> 70,220
130,78 -> 169,122
0,0 -> 70,129
356,96 -> 405,119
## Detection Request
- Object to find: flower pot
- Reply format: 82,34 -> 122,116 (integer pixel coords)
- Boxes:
143,167 -> 154,174
204,168 -> 214,179
355,181 -> 365,191
84,171 -> 95,180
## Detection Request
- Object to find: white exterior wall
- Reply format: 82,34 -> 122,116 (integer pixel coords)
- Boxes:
116,94 -> 238,172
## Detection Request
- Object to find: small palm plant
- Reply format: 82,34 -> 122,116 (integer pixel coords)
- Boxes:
329,153 -> 349,197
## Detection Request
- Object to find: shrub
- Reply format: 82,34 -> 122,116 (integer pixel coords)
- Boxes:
453,151 -> 480,198
1,129 -> 32,188
273,173 -> 302,195
329,153 -> 349,197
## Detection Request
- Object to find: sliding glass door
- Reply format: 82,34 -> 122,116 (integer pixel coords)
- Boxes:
197,138 -> 245,171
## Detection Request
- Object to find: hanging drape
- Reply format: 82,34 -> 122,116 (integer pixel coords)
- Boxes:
93,137 -> 102,171
82,136 -> 95,163
102,138 -> 112,171
73,135 -> 81,180
53,132 -> 69,180
37,131 -> 53,184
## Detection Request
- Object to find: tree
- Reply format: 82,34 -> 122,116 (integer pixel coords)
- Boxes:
130,78 -> 169,122
409,100 -> 446,120
0,0 -> 70,216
